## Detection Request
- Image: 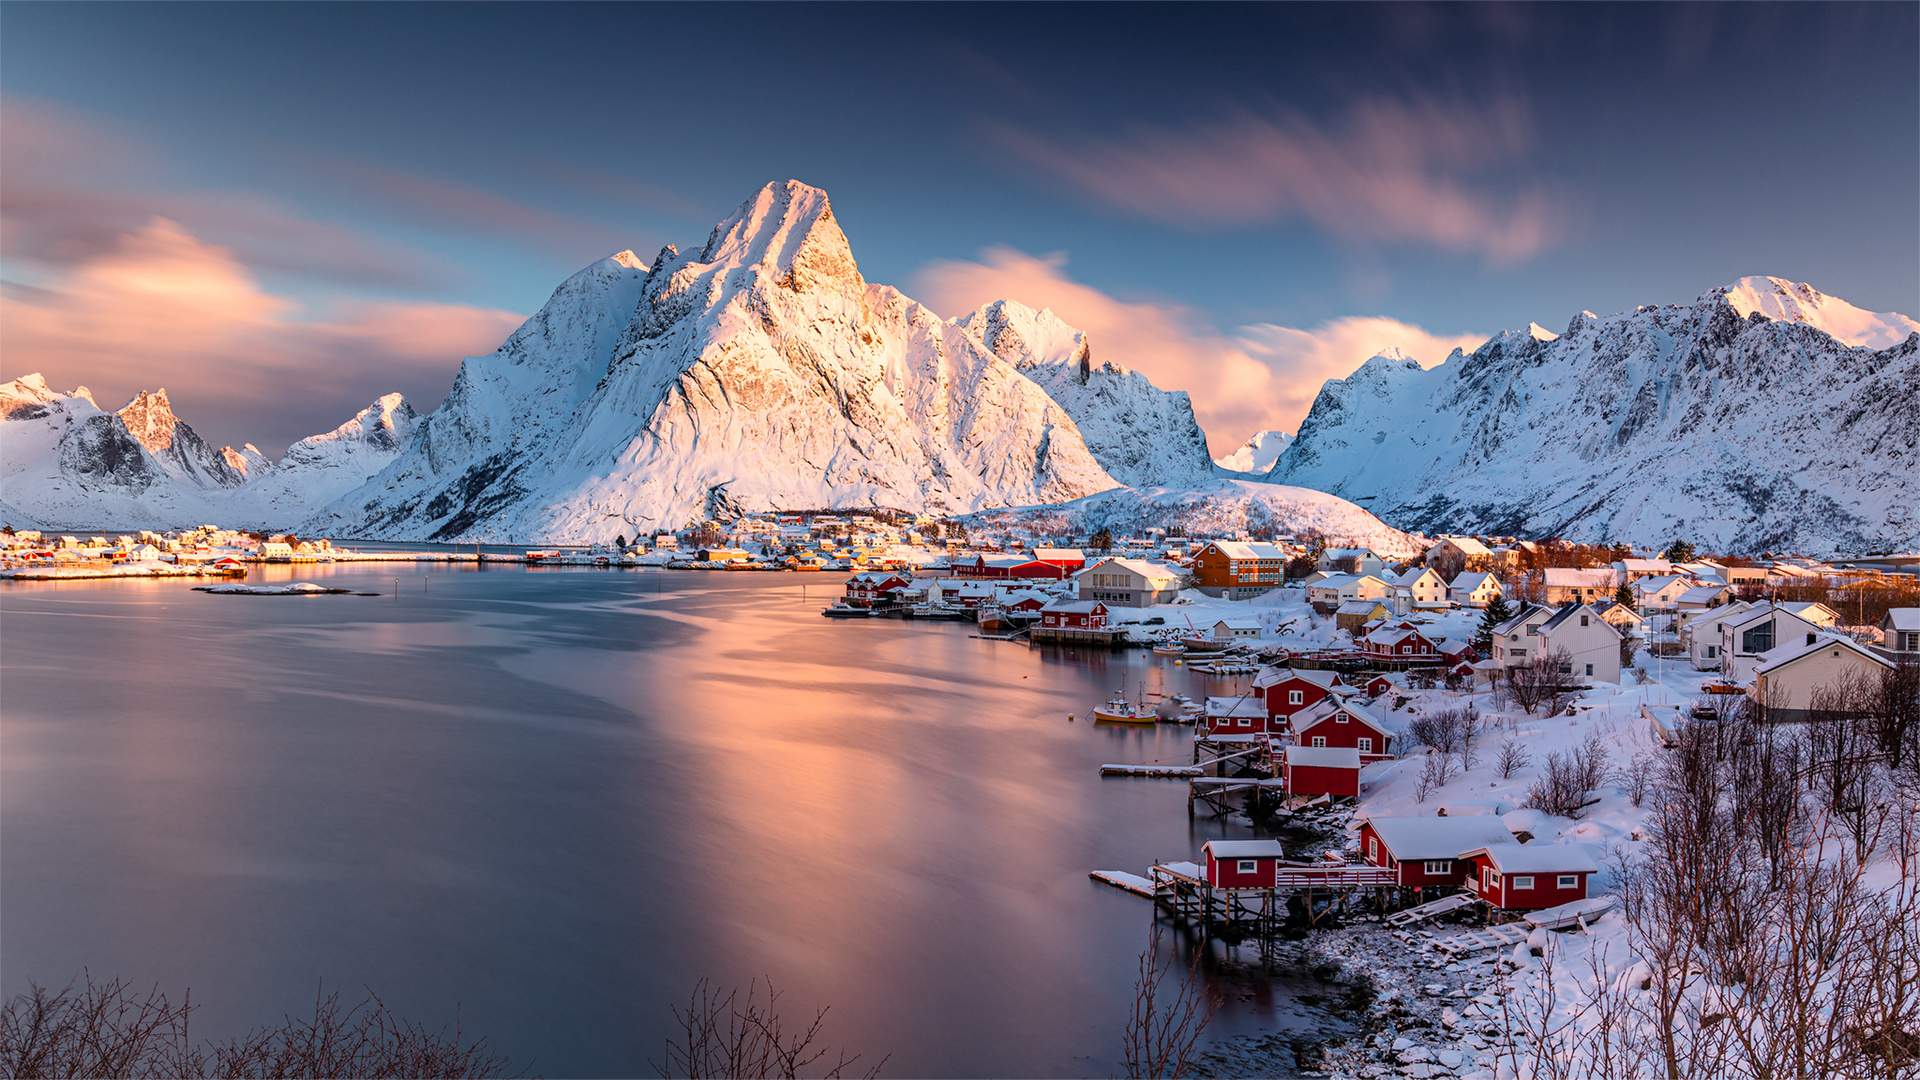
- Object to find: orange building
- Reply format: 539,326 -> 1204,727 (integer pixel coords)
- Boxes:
1189,541 -> 1289,600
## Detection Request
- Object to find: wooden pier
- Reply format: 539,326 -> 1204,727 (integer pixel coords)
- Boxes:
1089,859 -> 1402,962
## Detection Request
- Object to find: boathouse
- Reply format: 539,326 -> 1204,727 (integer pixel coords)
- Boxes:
1290,699 -> 1394,762
1201,839 -> 1286,889
1203,696 -> 1273,735
1358,815 -> 1517,889
1280,745 -> 1362,798
1041,599 -> 1108,630
1459,844 -> 1597,910
1253,668 -> 1350,723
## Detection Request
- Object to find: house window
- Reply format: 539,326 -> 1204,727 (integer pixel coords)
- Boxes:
1289,690 -> 1303,705
1485,868 -> 1499,886
1423,860 -> 1451,875
1238,717 -> 1252,727
1368,837 -> 1378,861
1558,663 -> 1573,675
1586,664 -> 1594,676
1511,648 -> 1526,658
1513,876 -> 1534,890
1335,713 -> 1348,724
1706,645 -> 1717,658
1580,615 -> 1589,626
1311,736 -> 1326,747
1358,737 -> 1372,753
1557,875 -> 1578,889
1237,860 -> 1257,874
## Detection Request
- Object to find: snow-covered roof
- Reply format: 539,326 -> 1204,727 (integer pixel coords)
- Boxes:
1754,633 -> 1892,676
1254,668 -> 1343,691
1294,699 -> 1391,736
1324,547 -> 1378,559
1675,584 -> 1731,605
1041,599 -> 1106,613
1031,547 -> 1084,562
1207,540 -> 1287,560
1464,844 -> 1599,875
1204,697 -> 1267,718
1393,567 -> 1441,587
1449,572 -> 1499,593
1886,608 -> 1920,633
1433,536 -> 1492,556
1284,745 -> 1362,768
1204,839 -> 1285,859
1335,598 -> 1388,615
1540,603 -> 1622,639
1087,557 -> 1183,582
1543,567 -> 1619,588
1492,603 -> 1551,637
1362,816 -> 1518,861
1588,600 -> 1643,624
1215,618 -> 1261,631
1614,558 -> 1672,574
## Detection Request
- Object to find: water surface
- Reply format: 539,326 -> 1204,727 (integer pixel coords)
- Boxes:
2,564 -> 1341,1075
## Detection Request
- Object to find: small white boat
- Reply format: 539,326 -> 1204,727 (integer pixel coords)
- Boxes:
1092,692 -> 1157,724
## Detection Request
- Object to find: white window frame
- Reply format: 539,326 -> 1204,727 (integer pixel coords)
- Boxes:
1557,874 -> 1578,889
1311,736 -> 1326,747
1423,860 -> 1450,875
1368,837 -> 1378,862
1288,690 -> 1303,704
1513,875 -> 1535,890
1237,717 -> 1253,727
1358,737 -> 1372,753
1236,859 -> 1257,874
1335,712 -> 1349,724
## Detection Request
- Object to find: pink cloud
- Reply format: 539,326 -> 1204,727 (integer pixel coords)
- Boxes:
990,96 -> 1569,265
911,247 -> 1484,453
2,218 -> 524,454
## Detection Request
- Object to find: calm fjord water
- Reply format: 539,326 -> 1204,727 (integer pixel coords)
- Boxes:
2,565 -> 1341,1075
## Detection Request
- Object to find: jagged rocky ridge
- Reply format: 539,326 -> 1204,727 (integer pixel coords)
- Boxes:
0,373 -> 420,530
1267,277 -> 1920,557
1215,429 -> 1293,474
304,180 -> 1225,542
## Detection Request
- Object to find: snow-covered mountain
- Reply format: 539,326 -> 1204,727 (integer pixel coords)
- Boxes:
1267,280 -> 1920,557
963,479 -> 1421,558
0,374 -> 420,529
1214,430 -> 1293,474
952,300 -> 1218,487
306,180 -> 1123,542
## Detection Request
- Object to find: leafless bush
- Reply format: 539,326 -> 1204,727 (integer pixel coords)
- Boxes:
1495,738 -> 1531,779
657,978 -> 883,1080
1122,928 -> 1216,1079
1621,752 -> 1657,807
1633,666 -> 1652,686
1522,735 -> 1607,819
1408,703 -> 1479,771
0,975 -> 519,1079
1873,657 -> 1920,771
1414,750 -> 1454,803
1507,663 -> 1548,715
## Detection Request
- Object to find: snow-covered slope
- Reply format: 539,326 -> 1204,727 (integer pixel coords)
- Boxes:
952,300 -> 1218,487
1214,430 -> 1293,474
965,478 -> 1421,558
115,389 -> 247,489
1,374 -> 423,530
1723,276 -> 1919,350
1267,281 -> 1920,556
307,180 -> 1122,542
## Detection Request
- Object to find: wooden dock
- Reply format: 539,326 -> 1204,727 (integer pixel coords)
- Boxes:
1101,763 -> 1204,778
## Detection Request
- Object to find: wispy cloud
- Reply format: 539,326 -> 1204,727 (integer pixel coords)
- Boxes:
990,96 -> 1570,265
2,218 -> 524,455
912,246 -> 1484,452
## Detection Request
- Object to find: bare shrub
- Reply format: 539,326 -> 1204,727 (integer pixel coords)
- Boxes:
1495,738 -> 1531,779
1633,666 -> 1652,686
658,977 -> 883,1080
1522,733 -> 1606,819
1414,751 -> 1454,804
0,975 -> 519,1079
1621,752 -> 1657,807
1122,928 -> 1216,1079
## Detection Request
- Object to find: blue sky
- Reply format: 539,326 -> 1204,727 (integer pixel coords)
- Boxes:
3,2 -> 1915,453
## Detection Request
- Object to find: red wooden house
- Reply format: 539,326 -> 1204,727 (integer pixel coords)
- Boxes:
1253,669 -> 1349,724
843,572 -> 910,607
1359,623 -> 1440,663
1360,674 -> 1397,698
1291,699 -> 1395,762
1358,816 -> 1517,889
1281,745 -> 1362,798
1459,845 -> 1598,911
1201,839 -> 1286,889
1203,697 -> 1273,735
953,554 -> 1071,581
1039,600 -> 1108,630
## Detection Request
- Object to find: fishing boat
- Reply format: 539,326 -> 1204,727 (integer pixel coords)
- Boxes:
1151,644 -> 1187,656
1092,692 -> 1158,724
821,604 -> 872,619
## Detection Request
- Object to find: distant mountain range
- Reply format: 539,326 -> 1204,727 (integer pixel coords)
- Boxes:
1266,277 -> 1920,557
4,180 -> 1914,557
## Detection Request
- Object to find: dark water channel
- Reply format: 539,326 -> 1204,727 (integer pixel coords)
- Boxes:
1,564 -> 1353,1076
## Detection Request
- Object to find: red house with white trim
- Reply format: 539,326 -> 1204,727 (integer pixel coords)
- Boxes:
1281,745 -> 1362,798
1040,600 -> 1108,630
1204,696 -> 1273,735
1253,668 -> 1350,724
1459,845 -> 1597,910
1360,623 -> 1440,663
843,572 -> 910,606
1291,699 -> 1395,762
953,554 -> 1072,581
1201,839 -> 1286,889
1358,816 -> 1518,889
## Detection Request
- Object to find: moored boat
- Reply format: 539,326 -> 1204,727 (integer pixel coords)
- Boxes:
1092,692 -> 1157,724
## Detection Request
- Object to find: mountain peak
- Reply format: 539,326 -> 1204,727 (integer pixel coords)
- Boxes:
698,179 -> 859,290
608,249 -> 647,270
1717,275 -> 1919,349
116,389 -> 180,453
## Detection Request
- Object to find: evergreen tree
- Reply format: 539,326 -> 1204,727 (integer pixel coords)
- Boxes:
1663,539 -> 1696,562
1616,583 -> 1636,611
1090,527 -> 1114,552
1474,594 -> 1515,654
616,534 -> 629,549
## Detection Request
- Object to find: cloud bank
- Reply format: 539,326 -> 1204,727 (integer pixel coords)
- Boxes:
2,218 -> 523,455
992,96 -> 1569,265
912,247 -> 1484,455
